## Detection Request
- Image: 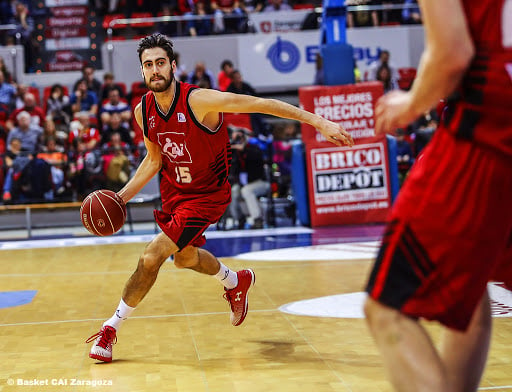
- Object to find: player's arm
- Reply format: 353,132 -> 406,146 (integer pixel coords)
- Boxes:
189,89 -> 354,147
375,0 -> 475,133
117,103 -> 162,204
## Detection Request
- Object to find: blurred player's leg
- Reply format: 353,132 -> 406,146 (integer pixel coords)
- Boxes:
440,290 -> 491,392
364,298 -> 448,392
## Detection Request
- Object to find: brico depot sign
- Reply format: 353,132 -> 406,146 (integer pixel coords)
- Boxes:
299,82 -> 393,227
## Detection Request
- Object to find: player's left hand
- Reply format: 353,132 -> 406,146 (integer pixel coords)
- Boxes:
375,90 -> 420,134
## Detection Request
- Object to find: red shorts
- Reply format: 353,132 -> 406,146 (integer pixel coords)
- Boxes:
155,190 -> 230,250
366,128 -> 512,331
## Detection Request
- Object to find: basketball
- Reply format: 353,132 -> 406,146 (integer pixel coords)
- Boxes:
80,190 -> 127,236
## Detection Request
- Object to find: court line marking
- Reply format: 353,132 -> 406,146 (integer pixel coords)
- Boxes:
0,309 -> 279,328
479,387 -> 512,390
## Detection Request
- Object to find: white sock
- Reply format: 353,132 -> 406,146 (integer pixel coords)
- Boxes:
214,261 -> 238,289
103,298 -> 135,330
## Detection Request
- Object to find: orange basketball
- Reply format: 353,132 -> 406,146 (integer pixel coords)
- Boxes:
80,190 -> 127,236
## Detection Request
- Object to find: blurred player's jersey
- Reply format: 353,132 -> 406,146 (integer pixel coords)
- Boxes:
443,0 -> 512,156
141,81 -> 231,201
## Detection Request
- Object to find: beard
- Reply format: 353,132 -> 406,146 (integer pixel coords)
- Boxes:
146,73 -> 173,93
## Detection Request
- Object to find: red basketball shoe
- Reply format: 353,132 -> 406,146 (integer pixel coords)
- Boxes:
86,326 -> 117,362
223,269 -> 255,326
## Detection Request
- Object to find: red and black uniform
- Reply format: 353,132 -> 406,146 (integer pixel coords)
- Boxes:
141,81 -> 232,249
366,0 -> 512,331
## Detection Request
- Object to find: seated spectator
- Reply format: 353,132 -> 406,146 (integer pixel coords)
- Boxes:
188,62 -> 216,89
68,112 -> 101,151
42,118 -> 68,150
217,59 -> 234,91
101,132 -> 132,192
346,0 -> 379,28
262,0 -> 291,12
157,3 -> 183,38
37,136 -> 68,197
99,72 -> 126,102
6,91 -> 45,131
46,83 -> 71,128
186,0 -> 214,37
227,70 -> 266,136
99,88 -> 131,130
73,65 -> 102,98
0,69 -> 16,111
375,64 -> 398,93
6,110 -> 42,153
13,84 -> 29,110
0,57 -> 13,83
229,128 -> 270,229
70,79 -> 99,118
379,0 -> 403,25
402,0 -> 421,24
211,0 -> 246,34
100,112 -> 133,147
367,49 -> 399,84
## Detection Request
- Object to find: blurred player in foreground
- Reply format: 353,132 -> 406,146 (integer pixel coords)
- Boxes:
86,33 -> 353,362
365,0 -> 512,391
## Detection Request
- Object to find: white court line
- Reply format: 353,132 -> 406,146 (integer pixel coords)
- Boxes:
0,308 -> 278,328
479,387 -> 512,390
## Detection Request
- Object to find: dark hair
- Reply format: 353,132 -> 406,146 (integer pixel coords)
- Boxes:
137,33 -> 175,64
221,59 -> 233,70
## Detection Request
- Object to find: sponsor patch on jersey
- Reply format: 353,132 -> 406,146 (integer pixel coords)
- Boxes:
157,131 -> 192,163
177,112 -> 186,122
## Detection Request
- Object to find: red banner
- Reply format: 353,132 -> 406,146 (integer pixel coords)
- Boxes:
299,82 -> 391,227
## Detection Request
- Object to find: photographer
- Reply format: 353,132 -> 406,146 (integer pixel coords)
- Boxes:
228,128 -> 270,229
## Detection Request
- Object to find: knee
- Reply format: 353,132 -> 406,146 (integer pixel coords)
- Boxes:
174,247 -> 198,269
137,251 -> 165,275
364,297 -> 397,330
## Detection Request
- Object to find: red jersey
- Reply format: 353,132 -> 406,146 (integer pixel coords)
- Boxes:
141,81 -> 232,208
443,0 -> 512,156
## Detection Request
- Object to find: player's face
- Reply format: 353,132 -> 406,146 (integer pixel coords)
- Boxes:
140,47 -> 176,93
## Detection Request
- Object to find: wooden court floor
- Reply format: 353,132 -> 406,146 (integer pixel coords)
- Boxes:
0,242 -> 511,392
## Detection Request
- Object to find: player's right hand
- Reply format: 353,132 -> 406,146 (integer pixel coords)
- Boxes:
375,90 -> 419,135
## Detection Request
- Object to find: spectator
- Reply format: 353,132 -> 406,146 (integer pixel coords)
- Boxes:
100,112 -> 133,147
217,59 -> 234,91
229,128 -> 270,229
99,72 -> 126,102
45,83 -> 71,128
211,0 -> 246,34
395,128 -> 413,186
157,3 -> 182,37
99,88 -> 131,130
0,57 -> 13,83
70,79 -> 99,118
227,70 -> 266,136
6,110 -> 42,153
13,83 -> 28,109
102,132 -> 132,192
1,136 -> 22,202
379,0 -> 403,25
346,0 -> 379,28
7,1 -> 36,73
42,118 -> 67,148
313,53 -> 324,85
186,0 -> 213,37
7,92 -> 45,132
375,63 -> 398,93
401,0 -> 421,24
188,62 -> 216,89
73,65 -> 102,98
37,136 -> 67,196
262,0 -> 291,12
367,49 -> 399,85
68,112 -> 101,151
0,69 -> 16,111
173,52 -> 188,82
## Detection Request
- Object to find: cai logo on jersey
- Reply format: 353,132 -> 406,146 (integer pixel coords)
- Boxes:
157,132 -> 192,164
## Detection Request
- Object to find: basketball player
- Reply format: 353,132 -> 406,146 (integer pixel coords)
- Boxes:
86,33 -> 353,362
365,0 -> 512,391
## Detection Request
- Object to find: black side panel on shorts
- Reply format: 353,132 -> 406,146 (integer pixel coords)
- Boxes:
176,217 -> 210,250
366,221 -> 434,310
